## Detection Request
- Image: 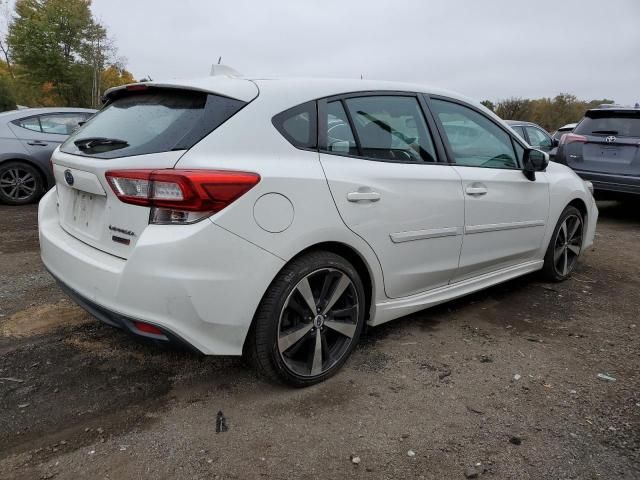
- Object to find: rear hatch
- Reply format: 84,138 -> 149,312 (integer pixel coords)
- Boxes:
52,80 -> 258,259
563,109 -> 640,177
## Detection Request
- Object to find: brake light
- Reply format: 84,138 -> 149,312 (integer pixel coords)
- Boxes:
126,84 -> 148,91
560,133 -> 587,145
105,169 -> 260,224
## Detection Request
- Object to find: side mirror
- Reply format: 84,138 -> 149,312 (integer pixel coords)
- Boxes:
523,148 -> 549,181
551,137 -> 559,147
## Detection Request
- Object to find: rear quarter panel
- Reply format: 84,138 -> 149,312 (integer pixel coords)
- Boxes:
174,93 -> 388,311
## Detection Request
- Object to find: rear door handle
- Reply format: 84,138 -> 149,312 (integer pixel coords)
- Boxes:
465,185 -> 488,196
27,141 -> 47,146
347,191 -> 381,202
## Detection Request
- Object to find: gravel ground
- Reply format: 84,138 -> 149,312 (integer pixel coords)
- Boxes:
0,201 -> 638,479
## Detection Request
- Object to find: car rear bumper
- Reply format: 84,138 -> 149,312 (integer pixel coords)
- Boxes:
573,171 -> 640,195
38,188 -> 285,355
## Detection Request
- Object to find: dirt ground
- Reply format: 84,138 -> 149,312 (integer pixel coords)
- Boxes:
0,201 -> 638,480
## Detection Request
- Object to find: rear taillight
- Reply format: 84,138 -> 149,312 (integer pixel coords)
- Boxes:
105,169 -> 260,224
560,133 -> 587,146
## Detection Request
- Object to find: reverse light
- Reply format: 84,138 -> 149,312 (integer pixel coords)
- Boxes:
105,169 -> 261,224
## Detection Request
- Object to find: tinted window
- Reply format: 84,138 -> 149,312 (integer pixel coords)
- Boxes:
39,113 -> 88,135
324,101 -> 358,155
343,96 -> 437,162
525,126 -> 552,149
273,101 -> 317,149
16,116 -> 42,132
61,89 -> 246,159
431,99 -> 518,169
575,113 -> 640,137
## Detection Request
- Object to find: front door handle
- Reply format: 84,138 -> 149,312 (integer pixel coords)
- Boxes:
347,191 -> 381,202
465,185 -> 488,196
27,141 -> 47,146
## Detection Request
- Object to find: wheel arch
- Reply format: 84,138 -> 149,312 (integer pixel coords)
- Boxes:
289,241 -> 374,322
243,240 -> 376,356
567,197 -> 588,233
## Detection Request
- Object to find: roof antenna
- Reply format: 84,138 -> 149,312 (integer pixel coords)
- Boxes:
217,56 -> 222,65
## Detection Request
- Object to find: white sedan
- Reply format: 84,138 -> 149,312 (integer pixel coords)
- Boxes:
39,76 -> 597,386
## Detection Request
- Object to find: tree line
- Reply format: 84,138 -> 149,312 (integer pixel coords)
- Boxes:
480,94 -> 615,132
0,0 -> 135,112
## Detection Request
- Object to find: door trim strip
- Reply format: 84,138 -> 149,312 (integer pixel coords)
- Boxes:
390,226 -> 462,243
465,220 -> 545,234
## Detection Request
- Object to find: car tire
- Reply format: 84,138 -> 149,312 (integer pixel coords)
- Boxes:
246,250 -> 366,387
541,205 -> 584,282
0,161 -> 45,205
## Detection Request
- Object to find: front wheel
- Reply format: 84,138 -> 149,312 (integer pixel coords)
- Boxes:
542,205 -> 584,281
247,251 -> 366,387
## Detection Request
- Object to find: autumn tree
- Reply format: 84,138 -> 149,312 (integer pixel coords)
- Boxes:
7,0 -> 134,107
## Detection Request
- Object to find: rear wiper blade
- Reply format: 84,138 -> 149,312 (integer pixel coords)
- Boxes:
74,137 -> 129,151
591,130 -> 618,134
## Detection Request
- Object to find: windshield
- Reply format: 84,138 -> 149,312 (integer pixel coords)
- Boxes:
61,88 -> 246,159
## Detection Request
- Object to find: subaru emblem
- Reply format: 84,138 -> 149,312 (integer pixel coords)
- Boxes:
605,136 -> 617,143
64,169 -> 74,186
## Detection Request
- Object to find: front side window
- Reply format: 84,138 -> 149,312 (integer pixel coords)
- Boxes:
431,99 -> 518,169
525,126 -> 552,149
342,96 -> 437,162
39,113 -> 88,135
61,88 -> 246,159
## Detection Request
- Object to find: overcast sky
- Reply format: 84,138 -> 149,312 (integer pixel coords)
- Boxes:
92,0 -> 640,105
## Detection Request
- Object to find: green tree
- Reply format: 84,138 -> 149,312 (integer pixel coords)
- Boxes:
8,0 -> 111,106
495,97 -> 531,121
480,100 -> 495,111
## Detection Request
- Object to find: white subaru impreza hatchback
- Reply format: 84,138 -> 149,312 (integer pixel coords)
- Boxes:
39,76 -> 597,386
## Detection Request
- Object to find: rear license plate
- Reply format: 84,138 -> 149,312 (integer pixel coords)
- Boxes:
71,190 -> 95,228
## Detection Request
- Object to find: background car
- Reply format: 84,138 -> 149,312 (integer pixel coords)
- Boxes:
555,106 -> 640,197
505,120 -> 558,158
0,107 -> 96,205
39,77 -> 597,386
552,122 -> 577,142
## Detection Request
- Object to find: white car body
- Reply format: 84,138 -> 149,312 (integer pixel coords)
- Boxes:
39,77 -> 597,364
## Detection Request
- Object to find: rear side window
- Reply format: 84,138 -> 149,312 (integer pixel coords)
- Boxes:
272,101 -> 317,149
61,89 -> 246,159
15,116 -> 42,132
343,96 -> 437,162
575,112 -> 640,137
325,101 -> 358,155
39,113 -> 88,135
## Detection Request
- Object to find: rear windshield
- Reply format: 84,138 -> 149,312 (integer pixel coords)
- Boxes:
61,88 -> 246,159
575,112 -> 640,138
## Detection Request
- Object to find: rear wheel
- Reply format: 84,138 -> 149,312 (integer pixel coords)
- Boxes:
247,251 -> 365,387
542,205 -> 584,281
0,161 -> 44,205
